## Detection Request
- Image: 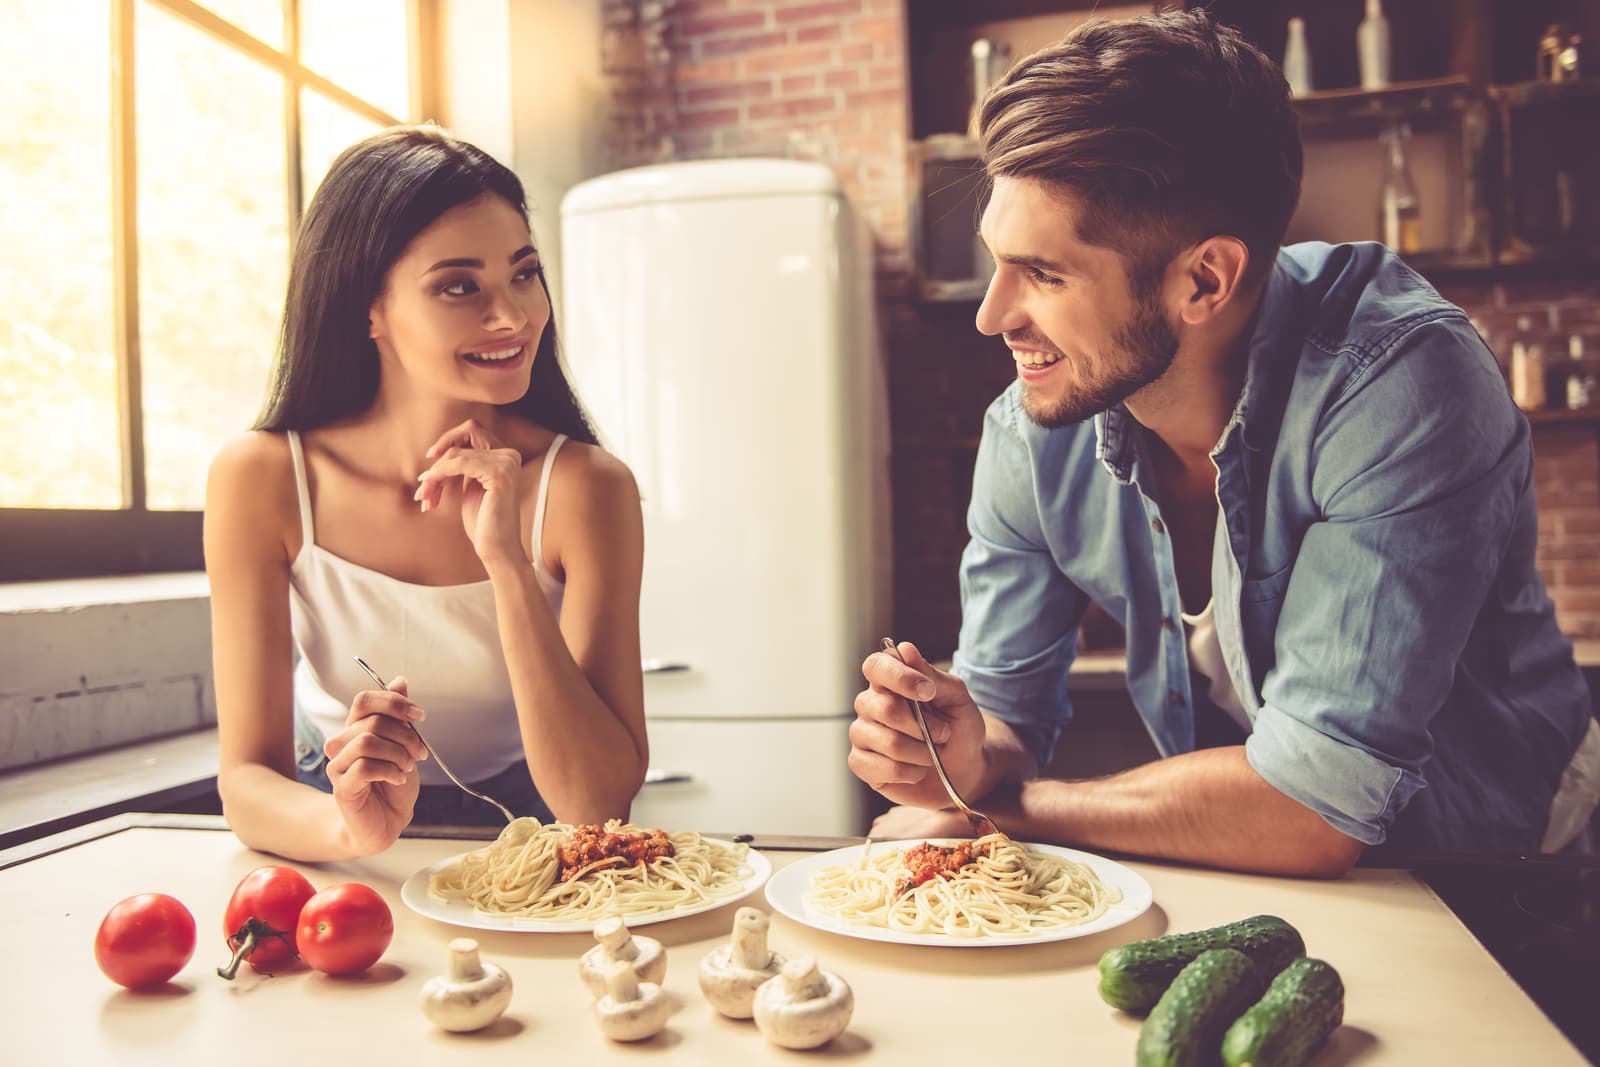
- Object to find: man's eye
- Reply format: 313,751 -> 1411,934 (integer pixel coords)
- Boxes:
1025,266 -> 1062,287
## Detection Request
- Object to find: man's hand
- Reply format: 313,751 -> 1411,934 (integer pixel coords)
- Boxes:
848,641 -> 989,809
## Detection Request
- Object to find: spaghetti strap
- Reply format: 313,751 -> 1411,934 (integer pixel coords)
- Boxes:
530,434 -> 568,576
285,430 -> 316,550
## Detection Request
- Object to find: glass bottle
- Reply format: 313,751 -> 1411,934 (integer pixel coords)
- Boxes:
1377,123 -> 1421,254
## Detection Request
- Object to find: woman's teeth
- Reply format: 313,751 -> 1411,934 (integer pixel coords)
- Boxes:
465,345 -> 522,364
1013,349 -> 1061,369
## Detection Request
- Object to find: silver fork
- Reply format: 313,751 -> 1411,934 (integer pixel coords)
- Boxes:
880,638 -> 1002,839
352,656 -> 515,825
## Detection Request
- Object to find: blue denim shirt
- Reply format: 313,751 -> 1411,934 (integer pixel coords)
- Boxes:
952,241 -> 1592,851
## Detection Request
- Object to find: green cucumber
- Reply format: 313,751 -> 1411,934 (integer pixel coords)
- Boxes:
1098,914 -> 1306,1014
1221,957 -> 1344,1067
1136,948 -> 1268,1067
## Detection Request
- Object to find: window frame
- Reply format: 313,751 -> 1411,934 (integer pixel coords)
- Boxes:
2,0 -> 438,582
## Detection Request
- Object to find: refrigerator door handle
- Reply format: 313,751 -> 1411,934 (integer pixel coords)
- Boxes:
641,659 -> 691,674
643,769 -> 694,786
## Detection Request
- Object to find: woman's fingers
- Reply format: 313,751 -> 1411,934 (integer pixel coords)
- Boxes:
414,445 -> 521,512
423,417 -> 502,460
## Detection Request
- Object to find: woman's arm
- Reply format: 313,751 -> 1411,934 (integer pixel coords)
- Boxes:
489,445 -> 648,823
205,432 -> 362,859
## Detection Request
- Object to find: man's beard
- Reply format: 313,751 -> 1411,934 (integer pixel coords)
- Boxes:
1019,293 -> 1180,429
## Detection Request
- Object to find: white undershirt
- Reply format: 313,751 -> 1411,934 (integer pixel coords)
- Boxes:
1181,598 -> 1252,733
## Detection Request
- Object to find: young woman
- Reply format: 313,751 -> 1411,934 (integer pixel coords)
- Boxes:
205,125 -> 647,861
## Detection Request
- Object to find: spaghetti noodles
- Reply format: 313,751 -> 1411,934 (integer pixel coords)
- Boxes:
803,834 -> 1120,938
429,817 -> 752,922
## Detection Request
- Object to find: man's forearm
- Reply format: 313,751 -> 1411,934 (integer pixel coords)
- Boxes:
985,746 -> 1365,878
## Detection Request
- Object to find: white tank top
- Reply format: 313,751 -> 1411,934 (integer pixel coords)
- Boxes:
286,430 -> 566,786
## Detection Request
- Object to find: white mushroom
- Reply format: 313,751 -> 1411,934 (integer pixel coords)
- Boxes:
593,958 -> 670,1042
752,954 -> 853,1050
578,916 -> 667,996
420,937 -> 513,1033
698,906 -> 787,1019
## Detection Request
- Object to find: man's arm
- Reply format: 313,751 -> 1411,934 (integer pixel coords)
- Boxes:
989,742 -> 1365,877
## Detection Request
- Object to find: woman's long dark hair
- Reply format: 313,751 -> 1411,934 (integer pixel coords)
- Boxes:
253,124 -> 598,445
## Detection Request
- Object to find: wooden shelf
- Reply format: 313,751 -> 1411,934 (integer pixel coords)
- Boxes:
1526,407 -> 1600,427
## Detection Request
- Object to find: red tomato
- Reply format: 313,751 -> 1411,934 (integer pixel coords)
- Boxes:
94,893 -> 197,990
217,865 -> 317,980
296,882 -> 394,976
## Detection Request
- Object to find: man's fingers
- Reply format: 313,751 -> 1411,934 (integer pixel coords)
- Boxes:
847,746 -> 928,790
853,683 -> 950,744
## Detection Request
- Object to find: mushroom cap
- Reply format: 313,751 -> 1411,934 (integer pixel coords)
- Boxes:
697,942 -> 786,1020
579,928 -> 666,996
752,956 -> 853,1050
594,961 -> 670,1042
419,955 -> 514,1033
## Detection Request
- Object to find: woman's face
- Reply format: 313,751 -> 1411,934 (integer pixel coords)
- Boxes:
367,192 -> 549,407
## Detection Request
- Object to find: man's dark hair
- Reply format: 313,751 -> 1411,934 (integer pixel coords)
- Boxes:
977,7 -> 1303,290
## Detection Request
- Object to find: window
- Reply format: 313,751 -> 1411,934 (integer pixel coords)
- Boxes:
0,0 -> 435,580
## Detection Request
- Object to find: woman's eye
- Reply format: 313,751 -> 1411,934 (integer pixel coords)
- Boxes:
439,279 -> 478,297
514,263 -> 543,283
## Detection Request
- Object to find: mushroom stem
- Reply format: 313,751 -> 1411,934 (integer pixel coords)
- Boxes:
731,908 -> 772,970
606,960 -> 641,1003
446,938 -> 486,982
783,956 -> 828,1001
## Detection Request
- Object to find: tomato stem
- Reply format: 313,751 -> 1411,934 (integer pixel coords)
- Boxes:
216,917 -> 292,981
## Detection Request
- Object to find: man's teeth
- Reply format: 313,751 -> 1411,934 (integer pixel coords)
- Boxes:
466,346 -> 522,362
1013,350 -> 1061,369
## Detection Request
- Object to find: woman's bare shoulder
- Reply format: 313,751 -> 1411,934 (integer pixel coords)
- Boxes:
205,431 -> 301,557
549,439 -> 641,510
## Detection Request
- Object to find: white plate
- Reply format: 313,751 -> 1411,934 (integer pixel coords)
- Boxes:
764,839 -> 1153,947
401,838 -> 772,933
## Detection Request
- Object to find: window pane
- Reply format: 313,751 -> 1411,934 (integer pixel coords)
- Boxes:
199,0 -> 284,50
300,89 -> 385,211
137,0 -> 288,510
300,0 -> 410,119
0,1 -> 120,508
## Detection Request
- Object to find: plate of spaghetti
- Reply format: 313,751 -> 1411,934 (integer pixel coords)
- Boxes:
401,817 -> 771,932
764,834 -> 1151,946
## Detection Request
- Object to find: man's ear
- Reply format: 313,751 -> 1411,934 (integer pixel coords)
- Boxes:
1178,236 -> 1249,325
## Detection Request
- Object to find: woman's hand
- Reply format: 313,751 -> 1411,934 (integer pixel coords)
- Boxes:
415,418 -> 526,567
848,641 -> 990,809
324,676 -> 429,855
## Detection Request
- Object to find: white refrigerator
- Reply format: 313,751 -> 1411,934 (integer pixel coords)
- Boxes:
559,159 -> 889,836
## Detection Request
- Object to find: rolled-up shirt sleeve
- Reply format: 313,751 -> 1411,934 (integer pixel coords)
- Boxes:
1246,316 -> 1528,844
951,394 -> 1089,765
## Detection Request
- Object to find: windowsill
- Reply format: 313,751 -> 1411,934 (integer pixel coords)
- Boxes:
0,571 -> 208,613
0,726 -> 219,851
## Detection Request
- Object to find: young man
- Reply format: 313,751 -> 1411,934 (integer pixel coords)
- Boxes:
850,9 -> 1597,877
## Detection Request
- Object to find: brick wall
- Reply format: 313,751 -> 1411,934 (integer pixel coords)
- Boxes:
600,0 -> 910,273
598,0 -> 1600,656
1444,279 -> 1600,641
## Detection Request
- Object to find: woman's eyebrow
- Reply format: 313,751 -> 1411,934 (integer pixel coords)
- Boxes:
423,246 -> 539,274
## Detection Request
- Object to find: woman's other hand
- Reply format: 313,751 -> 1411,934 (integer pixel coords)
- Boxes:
415,418 -> 526,568
324,676 -> 429,854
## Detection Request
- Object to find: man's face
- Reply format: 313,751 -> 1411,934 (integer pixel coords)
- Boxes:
976,177 -> 1181,428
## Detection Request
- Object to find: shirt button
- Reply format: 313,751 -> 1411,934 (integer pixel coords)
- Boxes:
1169,689 -> 1183,706
1152,518 -> 1165,534
1160,616 -> 1176,632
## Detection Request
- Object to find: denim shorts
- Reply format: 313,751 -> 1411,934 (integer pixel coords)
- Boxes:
294,708 -> 552,827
